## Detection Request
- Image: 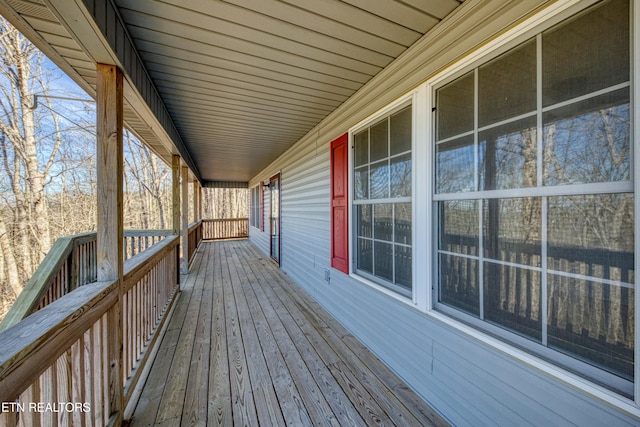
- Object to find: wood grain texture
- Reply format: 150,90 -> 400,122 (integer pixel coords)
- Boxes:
96,63 -> 124,424
0,280 -> 118,403
236,247 -> 312,426
193,181 -> 200,223
181,242 -> 212,426
96,63 -> 124,284
180,166 -> 189,275
225,245 -> 285,427
221,244 -> 259,427
206,243 -> 232,427
172,155 -> 181,236
128,240 -> 448,426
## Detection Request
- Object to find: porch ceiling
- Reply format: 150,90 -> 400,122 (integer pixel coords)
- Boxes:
0,0 -> 463,183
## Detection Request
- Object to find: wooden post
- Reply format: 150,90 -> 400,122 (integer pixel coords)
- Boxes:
172,155 -> 181,236
181,166 -> 189,275
171,155 -> 182,289
198,183 -> 203,221
193,181 -> 200,222
96,63 -> 123,425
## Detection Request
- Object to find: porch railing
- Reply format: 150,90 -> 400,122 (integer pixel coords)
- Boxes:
187,220 -> 203,264
202,218 -> 248,240
0,229 -> 172,332
0,235 -> 180,426
124,229 -> 172,259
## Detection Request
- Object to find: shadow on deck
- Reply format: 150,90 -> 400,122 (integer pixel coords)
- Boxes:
130,240 -> 448,426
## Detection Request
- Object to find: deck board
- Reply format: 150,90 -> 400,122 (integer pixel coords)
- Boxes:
237,248 -> 314,427
226,244 -> 285,427
182,243 -> 213,427
207,242 -> 232,426
130,240 -> 449,426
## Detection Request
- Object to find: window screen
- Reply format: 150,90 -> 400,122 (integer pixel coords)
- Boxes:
434,0 -> 633,396
353,105 -> 413,296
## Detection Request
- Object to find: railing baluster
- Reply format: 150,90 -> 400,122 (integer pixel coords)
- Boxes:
123,290 -> 129,379
0,409 -> 17,427
56,350 -> 72,427
70,339 -> 85,427
82,329 -> 92,427
136,277 -> 142,363
41,365 -> 56,427
91,320 -> 103,426
105,306 -> 120,422
18,382 -> 39,427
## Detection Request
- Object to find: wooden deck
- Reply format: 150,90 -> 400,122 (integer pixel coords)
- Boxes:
129,240 -> 448,426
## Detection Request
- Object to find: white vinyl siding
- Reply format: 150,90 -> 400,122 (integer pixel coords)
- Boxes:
248,0 -> 640,423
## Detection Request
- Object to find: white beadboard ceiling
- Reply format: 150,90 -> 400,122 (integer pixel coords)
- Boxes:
0,0 -> 463,183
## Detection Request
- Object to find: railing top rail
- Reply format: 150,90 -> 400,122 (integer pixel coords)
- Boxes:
124,229 -> 172,237
68,231 -> 99,246
202,218 -> 248,221
187,220 -> 202,233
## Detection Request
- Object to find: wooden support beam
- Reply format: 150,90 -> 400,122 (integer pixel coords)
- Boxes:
172,155 -> 181,236
199,184 -> 203,221
193,181 -> 200,222
96,63 -> 124,425
181,166 -> 189,275
96,63 -> 123,282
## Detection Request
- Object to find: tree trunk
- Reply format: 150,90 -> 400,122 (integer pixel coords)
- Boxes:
0,214 -> 21,296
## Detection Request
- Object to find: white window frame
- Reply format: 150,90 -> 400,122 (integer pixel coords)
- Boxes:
348,92 -> 418,305
250,185 -> 260,229
421,0 -> 640,414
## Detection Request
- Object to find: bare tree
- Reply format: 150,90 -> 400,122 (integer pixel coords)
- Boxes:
124,130 -> 171,229
203,187 -> 248,219
0,17 -> 248,322
0,17 -> 63,291
0,17 -> 100,320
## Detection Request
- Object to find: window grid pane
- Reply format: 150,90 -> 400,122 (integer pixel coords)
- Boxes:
478,39 -> 537,127
542,88 -> 630,186
251,186 -> 260,228
354,104 -> 413,294
434,0 -> 633,393
436,135 -> 474,193
478,116 -> 537,191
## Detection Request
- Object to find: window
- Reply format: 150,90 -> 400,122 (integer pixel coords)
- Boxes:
250,185 -> 261,228
353,103 -> 413,297
433,0 -> 633,396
